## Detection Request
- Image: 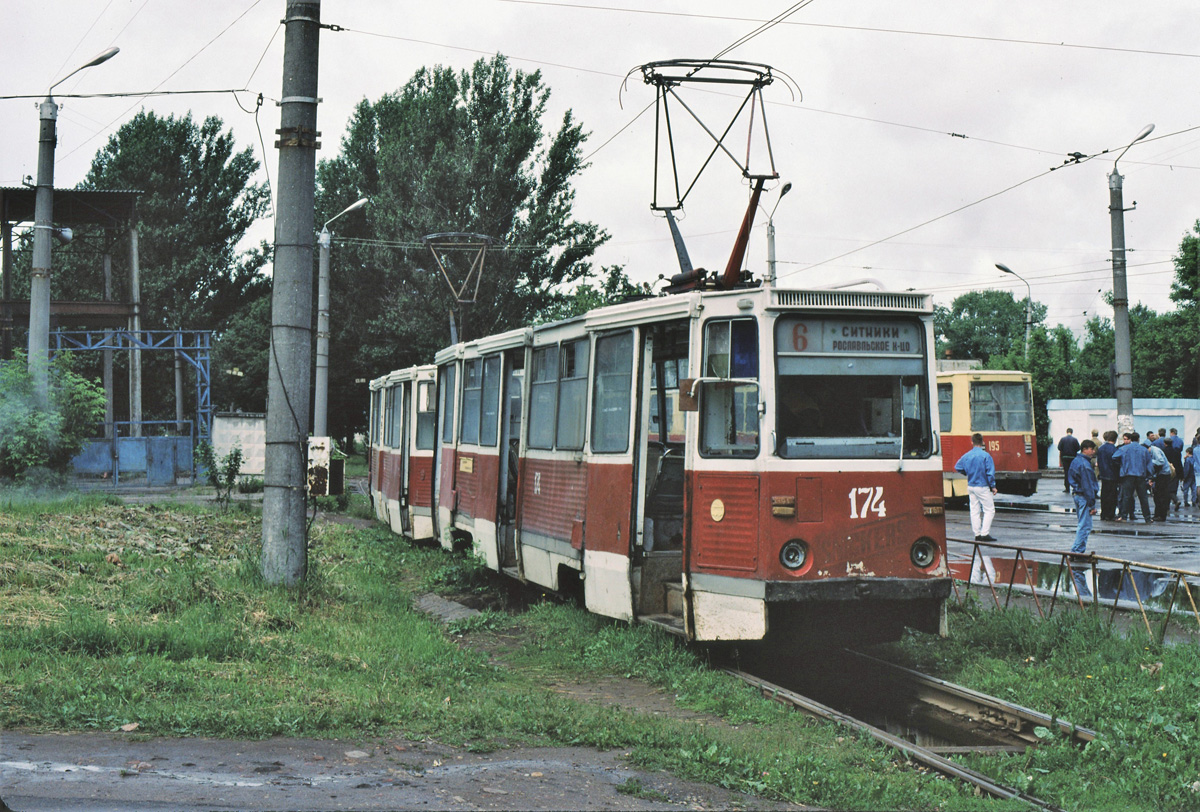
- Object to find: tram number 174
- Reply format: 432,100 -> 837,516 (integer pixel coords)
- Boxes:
849,487 -> 886,519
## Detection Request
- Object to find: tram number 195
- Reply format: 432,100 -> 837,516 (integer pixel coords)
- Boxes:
848,487 -> 886,519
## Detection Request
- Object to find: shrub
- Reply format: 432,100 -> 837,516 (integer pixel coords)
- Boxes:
196,441 -> 244,508
0,352 -> 106,480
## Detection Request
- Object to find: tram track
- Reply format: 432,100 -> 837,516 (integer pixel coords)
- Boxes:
721,650 -> 1097,811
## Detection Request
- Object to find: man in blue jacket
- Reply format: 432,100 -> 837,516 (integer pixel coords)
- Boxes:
955,433 -> 997,541
1113,432 -> 1153,523
1068,439 -> 1099,597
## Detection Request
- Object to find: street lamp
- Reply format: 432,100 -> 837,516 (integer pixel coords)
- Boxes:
995,262 -> 1031,360
314,197 -> 369,438
28,46 -> 120,398
1108,123 -> 1154,436
765,181 -> 791,287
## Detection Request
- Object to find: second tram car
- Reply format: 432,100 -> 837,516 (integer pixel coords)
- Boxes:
936,367 -> 1039,498
369,287 -> 951,648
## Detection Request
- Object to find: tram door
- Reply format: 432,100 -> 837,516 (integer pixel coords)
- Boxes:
398,381 -> 412,535
432,362 -> 457,543
497,356 -> 524,574
632,320 -> 690,622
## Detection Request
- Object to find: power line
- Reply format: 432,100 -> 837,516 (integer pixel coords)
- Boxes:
779,165 -> 1061,280
56,0 -> 267,163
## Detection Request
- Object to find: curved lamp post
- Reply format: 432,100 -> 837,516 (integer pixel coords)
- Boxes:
314,197 -> 369,437
1107,124 -> 1154,435
765,181 -> 791,287
995,262 -> 1031,360
28,46 -> 120,398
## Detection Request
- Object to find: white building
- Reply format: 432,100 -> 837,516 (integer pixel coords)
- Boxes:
1045,398 -> 1200,467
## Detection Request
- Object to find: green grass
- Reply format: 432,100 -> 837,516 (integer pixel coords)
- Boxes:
878,596 -> 1200,811
2,493 -> 1195,809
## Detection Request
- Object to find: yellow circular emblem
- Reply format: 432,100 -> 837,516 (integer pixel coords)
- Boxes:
710,498 -> 725,522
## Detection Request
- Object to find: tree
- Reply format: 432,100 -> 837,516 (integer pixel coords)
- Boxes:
536,266 -> 644,324
79,111 -> 270,331
1168,221 -> 1200,396
933,289 -> 1047,365
315,54 -> 609,446
14,111 -> 272,422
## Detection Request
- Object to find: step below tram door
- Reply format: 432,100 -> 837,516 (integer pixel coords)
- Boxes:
634,319 -> 690,629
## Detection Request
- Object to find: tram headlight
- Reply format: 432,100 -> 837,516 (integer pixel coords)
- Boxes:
910,537 -> 938,569
780,539 -> 809,571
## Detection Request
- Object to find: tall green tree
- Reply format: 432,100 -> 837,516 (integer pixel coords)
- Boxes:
933,289 -> 1046,366
315,54 -> 609,445
78,111 -> 270,331
28,111 -> 273,421
1168,221 -> 1200,396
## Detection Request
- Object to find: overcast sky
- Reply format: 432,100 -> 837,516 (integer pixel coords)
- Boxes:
4,1 -> 1198,336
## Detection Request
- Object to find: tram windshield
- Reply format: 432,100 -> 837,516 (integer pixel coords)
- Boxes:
774,316 -> 932,459
970,381 -> 1034,432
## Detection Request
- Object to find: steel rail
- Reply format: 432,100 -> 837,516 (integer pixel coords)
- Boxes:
843,649 -> 1098,746
723,668 -> 1067,812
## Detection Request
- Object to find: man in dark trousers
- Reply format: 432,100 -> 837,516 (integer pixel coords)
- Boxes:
1113,431 -> 1153,523
1068,439 -> 1099,597
1057,428 -> 1080,492
1096,430 -> 1119,521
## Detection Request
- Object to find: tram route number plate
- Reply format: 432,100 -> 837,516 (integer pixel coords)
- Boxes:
848,486 -> 886,519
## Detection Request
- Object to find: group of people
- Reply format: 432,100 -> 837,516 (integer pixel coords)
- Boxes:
1060,426 -> 1199,524
956,425 -> 1199,598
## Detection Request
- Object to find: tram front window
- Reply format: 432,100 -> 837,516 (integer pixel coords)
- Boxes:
970,381 -> 1033,432
774,316 -> 932,460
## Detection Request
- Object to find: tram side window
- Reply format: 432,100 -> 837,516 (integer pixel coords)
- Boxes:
557,339 -> 589,450
440,364 -> 457,444
480,355 -> 502,447
390,385 -> 405,449
937,383 -> 953,433
592,331 -> 634,453
370,390 -> 381,446
461,360 -> 482,445
970,381 -> 1034,432
383,387 -> 397,448
528,346 -> 559,449
700,319 -> 759,458
415,381 -> 436,450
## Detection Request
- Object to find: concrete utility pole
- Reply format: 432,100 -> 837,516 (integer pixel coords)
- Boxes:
1108,124 -> 1154,437
314,197 -> 368,438
262,0 -> 321,586
28,47 -> 119,399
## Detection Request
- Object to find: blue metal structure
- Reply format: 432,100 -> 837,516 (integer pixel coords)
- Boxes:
72,420 -> 195,486
51,329 -> 213,439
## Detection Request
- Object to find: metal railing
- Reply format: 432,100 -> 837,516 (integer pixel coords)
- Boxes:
951,537 -> 1200,645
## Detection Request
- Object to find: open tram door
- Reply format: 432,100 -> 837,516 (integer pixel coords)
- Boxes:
497,353 -> 524,576
628,318 -> 692,635
397,379 -> 413,536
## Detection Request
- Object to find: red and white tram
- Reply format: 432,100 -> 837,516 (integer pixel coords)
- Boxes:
369,286 -> 951,648
368,364 -> 439,540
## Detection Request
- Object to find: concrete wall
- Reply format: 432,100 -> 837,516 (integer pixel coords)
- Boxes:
212,412 -> 266,476
1046,398 -> 1200,467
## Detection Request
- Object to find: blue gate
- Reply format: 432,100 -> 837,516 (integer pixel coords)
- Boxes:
71,421 -> 194,487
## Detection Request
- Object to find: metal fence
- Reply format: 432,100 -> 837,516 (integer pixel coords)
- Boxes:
950,537 -> 1200,645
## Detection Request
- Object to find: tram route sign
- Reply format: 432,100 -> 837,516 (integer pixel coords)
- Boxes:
778,317 -> 922,356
